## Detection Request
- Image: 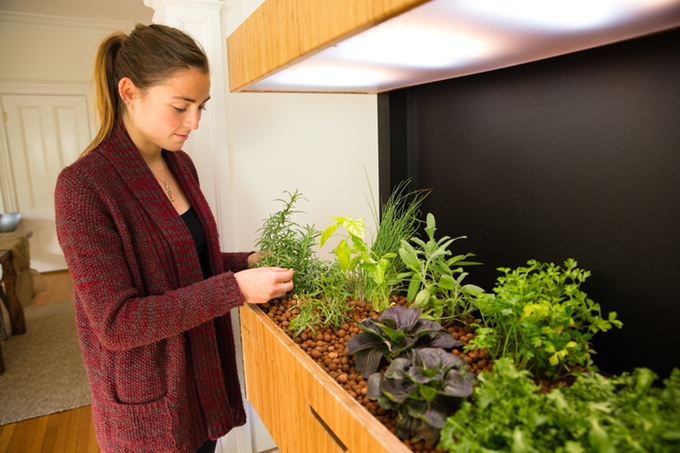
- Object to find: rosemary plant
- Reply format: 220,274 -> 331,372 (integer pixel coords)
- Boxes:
287,264 -> 353,336
254,189 -> 324,295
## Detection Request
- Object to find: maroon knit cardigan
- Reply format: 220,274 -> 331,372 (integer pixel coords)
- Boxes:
55,123 -> 247,452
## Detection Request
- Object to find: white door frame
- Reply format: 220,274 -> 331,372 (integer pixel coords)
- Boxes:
144,1 -> 253,451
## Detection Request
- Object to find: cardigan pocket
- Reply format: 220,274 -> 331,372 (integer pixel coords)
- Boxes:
113,340 -> 169,404
96,395 -> 181,452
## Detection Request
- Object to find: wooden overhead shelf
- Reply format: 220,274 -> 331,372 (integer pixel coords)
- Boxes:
226,0 -> 429,92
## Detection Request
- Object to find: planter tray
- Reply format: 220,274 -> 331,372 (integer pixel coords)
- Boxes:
240,303 -> 410,453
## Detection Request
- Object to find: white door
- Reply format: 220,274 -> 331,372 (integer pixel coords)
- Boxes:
1,94 -> 92,272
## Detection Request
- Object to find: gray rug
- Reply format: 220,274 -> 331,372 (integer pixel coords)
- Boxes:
0,301 -> 91,425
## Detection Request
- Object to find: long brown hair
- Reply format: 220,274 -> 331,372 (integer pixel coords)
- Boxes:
82,23 -> 210,157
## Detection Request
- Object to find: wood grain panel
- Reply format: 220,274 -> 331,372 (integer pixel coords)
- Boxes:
241,307 -> 344,452
226,0 -> 429,92
0,406 -> 99,453
240,303 -> 410,453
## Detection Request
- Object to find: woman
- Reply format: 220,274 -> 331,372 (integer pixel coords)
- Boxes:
54,24 -> 293,453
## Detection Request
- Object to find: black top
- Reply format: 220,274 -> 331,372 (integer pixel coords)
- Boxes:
181,207 -> 210,278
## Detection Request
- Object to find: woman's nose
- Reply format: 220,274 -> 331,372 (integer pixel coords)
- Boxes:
185,110 -> 202,130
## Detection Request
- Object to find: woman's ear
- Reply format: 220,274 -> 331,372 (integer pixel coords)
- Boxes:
118,77 -> 139,110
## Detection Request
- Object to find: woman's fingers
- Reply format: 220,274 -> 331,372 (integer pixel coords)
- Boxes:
234,267 -> 295,304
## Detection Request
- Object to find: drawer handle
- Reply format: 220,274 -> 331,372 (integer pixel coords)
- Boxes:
309,405 -> 348,452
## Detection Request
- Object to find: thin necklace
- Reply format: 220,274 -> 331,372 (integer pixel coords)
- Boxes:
153,166 -> 174,203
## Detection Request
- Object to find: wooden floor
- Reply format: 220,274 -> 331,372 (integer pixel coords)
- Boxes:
0,271 -> 100,452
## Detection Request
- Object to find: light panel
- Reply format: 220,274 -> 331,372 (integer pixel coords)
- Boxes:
233,0 -> 680,93
451,0 -> 676,30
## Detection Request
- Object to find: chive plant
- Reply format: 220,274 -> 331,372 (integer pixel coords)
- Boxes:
365,180 -> 430,300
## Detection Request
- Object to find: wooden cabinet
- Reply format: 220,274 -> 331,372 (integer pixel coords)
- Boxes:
239,303 -> 410,453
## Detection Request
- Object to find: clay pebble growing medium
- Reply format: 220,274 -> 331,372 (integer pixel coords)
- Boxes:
261,294 -> 494,453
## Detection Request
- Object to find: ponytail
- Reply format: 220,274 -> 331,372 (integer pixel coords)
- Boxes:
82,32 -> 126,156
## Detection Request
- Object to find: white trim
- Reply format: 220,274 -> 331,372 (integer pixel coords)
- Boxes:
144,0 -> 224,12
0,103 -> 16,213
141,1 -> 250,448
0,11 -> 138,32
0,80 -> 90,96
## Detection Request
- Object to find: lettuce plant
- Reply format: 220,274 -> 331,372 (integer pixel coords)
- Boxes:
346,305 -> 462,377
367,347 -> 475,444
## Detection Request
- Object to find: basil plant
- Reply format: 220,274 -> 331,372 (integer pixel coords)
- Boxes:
367,347 -> 475,444
346,305 -> 462,378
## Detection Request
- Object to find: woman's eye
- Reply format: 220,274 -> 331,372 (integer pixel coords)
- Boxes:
173,106 -> 187,112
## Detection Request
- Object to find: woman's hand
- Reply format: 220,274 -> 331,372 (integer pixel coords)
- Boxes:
234,267 -> 294,304
247,251 -> 263,268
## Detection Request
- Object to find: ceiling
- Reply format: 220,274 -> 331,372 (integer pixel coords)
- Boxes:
0,0 -> 154,23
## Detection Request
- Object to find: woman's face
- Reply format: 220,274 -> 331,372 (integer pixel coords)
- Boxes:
121,68 -> 211,156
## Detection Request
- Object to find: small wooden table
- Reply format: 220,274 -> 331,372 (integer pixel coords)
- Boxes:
0,249 -> 27,336
0,231 -> 31,374
0,250 -> 6,373
0,250 -> 19,374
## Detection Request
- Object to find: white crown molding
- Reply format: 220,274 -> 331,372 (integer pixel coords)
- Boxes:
0,79 -> 91,96
144,0 -> 224,12
0,10 -> 138,32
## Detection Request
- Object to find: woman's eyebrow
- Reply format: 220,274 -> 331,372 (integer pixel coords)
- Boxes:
173,95 -> 211,103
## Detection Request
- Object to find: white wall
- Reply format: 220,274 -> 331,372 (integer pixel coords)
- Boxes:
0,15 -> 140,83
221,1 -> 380,256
